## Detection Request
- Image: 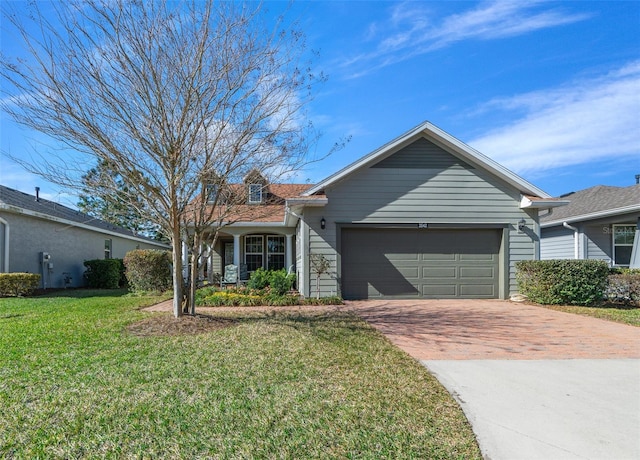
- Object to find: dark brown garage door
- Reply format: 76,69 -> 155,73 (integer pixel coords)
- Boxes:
341,228 -> 501,299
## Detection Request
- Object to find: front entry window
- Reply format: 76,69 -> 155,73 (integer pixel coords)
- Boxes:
245,236 -> 263,272
267,235 -> 285,270
613,225 -> 636,266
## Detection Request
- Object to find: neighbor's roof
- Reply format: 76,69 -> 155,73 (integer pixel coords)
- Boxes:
540,184 -> 640,227
303,120 -> 552,199
0,184 -> 168,246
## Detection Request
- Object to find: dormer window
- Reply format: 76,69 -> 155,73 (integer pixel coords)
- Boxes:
248,184 -> 262,203
205,184 -> 218,204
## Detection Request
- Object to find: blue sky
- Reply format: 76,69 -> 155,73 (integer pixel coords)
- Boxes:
1,0 -> 639,207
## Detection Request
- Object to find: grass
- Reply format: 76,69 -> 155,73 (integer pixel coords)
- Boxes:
542,302 -> 640,327
0,290 -> 480,459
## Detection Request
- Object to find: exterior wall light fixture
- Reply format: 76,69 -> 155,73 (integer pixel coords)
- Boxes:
321,217 -> 326,230
517,218 -> 526,233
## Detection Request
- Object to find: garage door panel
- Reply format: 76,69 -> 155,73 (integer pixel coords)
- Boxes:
342,228 -> 500,299
387,253 -> 420,261
422,285 -> 457,296
460,284 -> 496,296
422,253 -> 457,261
460,267 -> 495,278
459,253 -> 497,261
423,267 -> 457,278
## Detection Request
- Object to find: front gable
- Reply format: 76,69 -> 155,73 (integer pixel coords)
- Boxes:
372,137 -> 474,171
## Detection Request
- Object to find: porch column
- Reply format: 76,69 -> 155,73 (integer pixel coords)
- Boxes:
233,234 -> 240,266
285,234 -> 293,270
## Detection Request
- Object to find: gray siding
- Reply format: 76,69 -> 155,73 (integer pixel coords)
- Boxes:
1,211 -> 165,288
540,226 -> 575,259
372,137 -> 474,170
303,136 -> 537,298
585,225 -> 611,263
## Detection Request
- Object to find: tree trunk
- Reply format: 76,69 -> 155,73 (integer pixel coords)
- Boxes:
171,221 -> 183,318
187,233 -> 201,316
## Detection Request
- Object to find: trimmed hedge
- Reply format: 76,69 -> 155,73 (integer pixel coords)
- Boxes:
0,273 -> 41,297
516,259 -> 609,306
84,259 -> 124,289
123,249 -> 172,293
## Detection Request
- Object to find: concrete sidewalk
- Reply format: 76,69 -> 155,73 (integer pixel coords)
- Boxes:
349,300 -> 640,460
425,359 -> 640,460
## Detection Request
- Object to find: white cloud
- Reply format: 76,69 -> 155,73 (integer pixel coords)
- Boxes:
468,61 -> 640,174
340,1 -> 590,78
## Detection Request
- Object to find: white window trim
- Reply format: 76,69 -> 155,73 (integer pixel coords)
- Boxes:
205,184 -> 218,204
612,224 -> 636,266
0,216 -> 9,272
267,235 -> 285,270
244,235 -> 264,271
105,239 -> 112,260
248,184 -> 262,204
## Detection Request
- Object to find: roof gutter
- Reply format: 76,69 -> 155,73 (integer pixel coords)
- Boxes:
541,204 -> 640,228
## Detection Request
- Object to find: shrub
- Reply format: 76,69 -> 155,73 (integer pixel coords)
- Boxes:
302,296 -> 343,306
268,269 -> 296,296
247,268 -> 295,295
123,250 -> 172,293
0,273 -> 41,297
606,273 -> 640,306
84,259 -> 124,289
198,289 -> 262,307
516,259 -> 609,306
247,268 -> 271,290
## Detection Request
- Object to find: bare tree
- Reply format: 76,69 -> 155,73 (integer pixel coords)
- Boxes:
1,0 -> 332,317
309,253 -> 331,299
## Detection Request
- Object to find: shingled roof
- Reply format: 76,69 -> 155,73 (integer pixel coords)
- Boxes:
540,184 -> 640,224
0,184 -> 165,244
204,183 -> 313,223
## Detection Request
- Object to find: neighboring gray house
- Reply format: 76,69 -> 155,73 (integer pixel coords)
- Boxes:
0,185 -> 170,288
206,121 -> 565,299
540,184 -> 640,268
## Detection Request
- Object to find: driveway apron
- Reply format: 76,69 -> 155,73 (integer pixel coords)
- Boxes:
349,300 -> 640,460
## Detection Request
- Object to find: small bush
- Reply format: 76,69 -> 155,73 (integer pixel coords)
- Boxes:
516,259 -> 609,306
606,273 -> 640,306
247,268 -> 295,295
124,250 -> 172,293
84,259 -> 124,289
268,269 -> 296,296
302,296 -> 343,306
198,289 -> 262,307
247,268 -> 271,290
0,273 -> 41,297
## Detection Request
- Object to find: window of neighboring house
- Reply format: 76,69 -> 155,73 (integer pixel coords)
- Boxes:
248,184 -> 262,203
613,225 -> 636,266
245,235 -> 263,272
205,184 -> 218,203
104,239 -> 112,259
267,235 -> 285,270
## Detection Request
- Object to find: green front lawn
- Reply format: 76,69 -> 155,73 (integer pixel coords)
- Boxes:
542,303 -> 640,327
0,290 -> 480,459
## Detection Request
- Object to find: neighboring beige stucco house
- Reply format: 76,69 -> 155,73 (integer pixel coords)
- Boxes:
0,185 -> 169,288
204,121 -> 566,299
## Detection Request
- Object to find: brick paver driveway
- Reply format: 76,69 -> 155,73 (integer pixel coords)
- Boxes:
348,299 -> 640,460
348,299 -> 640,360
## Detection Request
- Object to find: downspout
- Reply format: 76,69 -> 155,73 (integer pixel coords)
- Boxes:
563,222 -> 579,260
